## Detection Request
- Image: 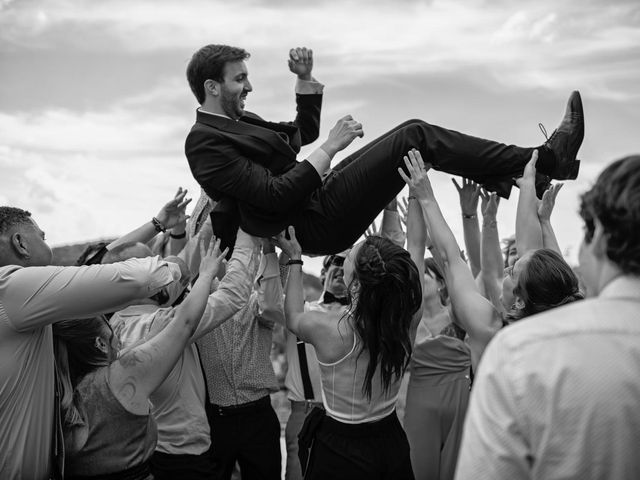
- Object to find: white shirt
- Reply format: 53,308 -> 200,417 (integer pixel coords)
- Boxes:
455,275 -> 640,480
0,257 -> 178,480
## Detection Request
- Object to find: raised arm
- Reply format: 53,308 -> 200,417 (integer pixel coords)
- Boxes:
479,190 -> 507,317
399,150 -> 501,366
108,187 -> 191,251
405,189 -> 426,344
278,226 -> 333,346
187,114 -> 364,212
109,238 -> 228,414
2,257 -> 178,332
537,183 -> 564,255
255,239 -> 286,327
515,151 -> 544,256
452,178 -> 482,278
189,228 -> 260,341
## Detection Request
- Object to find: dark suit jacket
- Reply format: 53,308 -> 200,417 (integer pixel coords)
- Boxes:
185,94 -> 323,251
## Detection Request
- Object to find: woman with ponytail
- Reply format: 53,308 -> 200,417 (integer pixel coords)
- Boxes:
53,238 -> 227,480
280,228 -> 422,480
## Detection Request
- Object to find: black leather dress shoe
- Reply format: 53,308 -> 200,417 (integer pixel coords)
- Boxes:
542,91 -> 584,180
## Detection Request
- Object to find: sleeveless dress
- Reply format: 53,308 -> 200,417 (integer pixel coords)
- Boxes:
65,367 -> 158,479
404,322 -> 471,480
302,334 -> 415,480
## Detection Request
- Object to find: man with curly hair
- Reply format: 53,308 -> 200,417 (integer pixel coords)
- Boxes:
456,155 -> 640,480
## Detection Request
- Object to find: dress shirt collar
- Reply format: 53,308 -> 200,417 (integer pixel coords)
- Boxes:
599,274 -> 640,301
198,107 -> 233,121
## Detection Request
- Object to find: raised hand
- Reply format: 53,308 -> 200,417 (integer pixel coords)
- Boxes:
198,237 -> 228,279
537,182 -> 563,222
288,47 -> 313,81
515,150 -> 538,188
452,177 -> 481,217
322,115 -> 364,157
274,226 -> 302,260
480,189 -> 500,218
156,187 -> 192,229
398,149 -> 433,201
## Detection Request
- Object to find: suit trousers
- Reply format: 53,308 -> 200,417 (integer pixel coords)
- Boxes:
292,119 -> 548,254
205,397 -> 281,480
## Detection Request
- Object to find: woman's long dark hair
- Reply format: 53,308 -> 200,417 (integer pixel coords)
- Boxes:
507,249 -> 584,321
349,236 -> 422,399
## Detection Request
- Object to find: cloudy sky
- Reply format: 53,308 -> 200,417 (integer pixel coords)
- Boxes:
1,0 -> 639,274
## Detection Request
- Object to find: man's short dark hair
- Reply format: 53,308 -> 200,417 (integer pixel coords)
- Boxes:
580,155 -> 640,275
0,207 -> 32,235
186,44 -> 250,104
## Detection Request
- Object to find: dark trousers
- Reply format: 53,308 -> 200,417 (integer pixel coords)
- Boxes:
205,396 -> 281,480
150,450 -> 213,480
293,119 -> 548,254
303,410 -> 415,480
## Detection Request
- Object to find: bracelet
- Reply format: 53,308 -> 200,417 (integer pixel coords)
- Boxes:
170,231 -> 186,239
286,259 -> 303,266
151,217 -> 167,233
462,213 -> 477,219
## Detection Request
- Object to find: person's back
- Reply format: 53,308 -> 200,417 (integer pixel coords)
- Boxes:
66,367 -> 158,478
458,283 -> 640,479
318,334 -> 400,424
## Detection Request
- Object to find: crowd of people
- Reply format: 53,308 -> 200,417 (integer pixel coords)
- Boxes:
1,43 -> 638,480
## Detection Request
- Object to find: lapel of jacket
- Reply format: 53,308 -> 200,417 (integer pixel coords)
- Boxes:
196,110 -> 296,158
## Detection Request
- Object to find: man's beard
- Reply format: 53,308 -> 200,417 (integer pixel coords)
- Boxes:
220,88 -> 244,120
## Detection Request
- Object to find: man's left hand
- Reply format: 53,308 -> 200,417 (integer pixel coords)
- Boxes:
288,47 -> 313,81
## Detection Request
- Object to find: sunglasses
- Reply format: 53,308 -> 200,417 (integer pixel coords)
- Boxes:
324,255 -> 345,268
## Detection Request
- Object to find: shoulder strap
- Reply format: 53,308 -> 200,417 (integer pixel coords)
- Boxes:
296,337 -> 315,400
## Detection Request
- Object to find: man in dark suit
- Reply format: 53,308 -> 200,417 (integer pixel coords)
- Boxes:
185,44 -> 584,255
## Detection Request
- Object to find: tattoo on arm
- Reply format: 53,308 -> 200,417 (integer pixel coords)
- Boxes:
117,348 -> 152,369
117,376 -> 137,402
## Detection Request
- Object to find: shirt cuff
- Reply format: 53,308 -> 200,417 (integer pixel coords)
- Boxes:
306,147 -> 331,178
296,77 -> 324,95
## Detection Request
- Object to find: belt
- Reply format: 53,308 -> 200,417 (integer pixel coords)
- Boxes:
290,399 -> 324,414
68,461 -> 151,480
210,395 -> 271,417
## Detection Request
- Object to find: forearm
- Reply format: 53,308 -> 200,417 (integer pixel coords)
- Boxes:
540,220 -> 561,255
515,183 -> 543,256
257,252 -> 285,326
190,239 -> 259,340
108,221 -> 159,251
3,257 -> 178,331
419,198 -> 462,265
284,263 -> 305,336
481,215 -> 503,282
174,271 -> 216,334
462,215 -> 481,278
